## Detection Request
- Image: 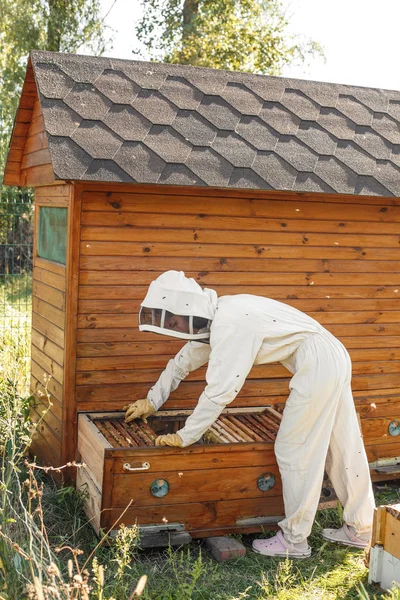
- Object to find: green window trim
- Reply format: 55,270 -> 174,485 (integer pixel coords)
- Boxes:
37,207 -> 68,265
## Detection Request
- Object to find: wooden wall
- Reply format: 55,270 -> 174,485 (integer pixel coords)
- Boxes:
30,185 -> 71,465
3,60 -> 37,186
4,58 -> 53,188
20,98 -> 53,187
75,185 -> 400,461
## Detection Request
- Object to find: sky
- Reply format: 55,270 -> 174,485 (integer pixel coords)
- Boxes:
98,0 -> 400,91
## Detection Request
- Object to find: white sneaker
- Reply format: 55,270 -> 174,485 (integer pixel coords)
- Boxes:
252,530 -> 312,559
321,524 -> 370,548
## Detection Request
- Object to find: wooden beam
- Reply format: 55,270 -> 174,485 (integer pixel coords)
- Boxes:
62,184 -> 81,467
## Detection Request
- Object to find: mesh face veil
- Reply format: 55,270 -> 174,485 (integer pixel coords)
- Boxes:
138,271 -> 217,340
139,307 -> 211,340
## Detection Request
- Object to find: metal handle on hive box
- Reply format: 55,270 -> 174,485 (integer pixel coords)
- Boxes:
123,462 -> 151,472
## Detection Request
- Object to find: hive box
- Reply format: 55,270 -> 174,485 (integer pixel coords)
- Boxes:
369,504 -> 400,591
76,407 -> 336,539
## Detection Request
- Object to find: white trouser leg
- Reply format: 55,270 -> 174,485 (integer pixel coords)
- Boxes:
325,383 -> 375,534
275,332 -> 368,544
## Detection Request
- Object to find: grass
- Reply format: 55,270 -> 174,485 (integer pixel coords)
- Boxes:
1,278 -> 400,599
5,481 -> 397,600
0,274 -> 31,394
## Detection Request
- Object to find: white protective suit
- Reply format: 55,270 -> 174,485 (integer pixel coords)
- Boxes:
139,271 -> 375,543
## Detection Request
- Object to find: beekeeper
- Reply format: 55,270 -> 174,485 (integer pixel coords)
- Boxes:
124,271 -> 375,558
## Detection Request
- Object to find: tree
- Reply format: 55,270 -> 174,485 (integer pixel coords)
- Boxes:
0,0 -> 109,177
135,0 -> 323,74
0,0 -> 110,278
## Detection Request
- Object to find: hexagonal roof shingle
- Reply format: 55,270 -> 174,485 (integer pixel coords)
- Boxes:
4,50 -> 400,197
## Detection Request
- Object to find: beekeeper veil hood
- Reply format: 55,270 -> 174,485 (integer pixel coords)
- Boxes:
139,271 -> 217,340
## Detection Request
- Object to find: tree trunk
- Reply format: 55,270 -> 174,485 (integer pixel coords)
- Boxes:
47,0 -> 67,51
182,0 -> 199,46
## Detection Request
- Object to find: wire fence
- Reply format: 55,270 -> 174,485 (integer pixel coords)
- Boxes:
0,187 -> 34,387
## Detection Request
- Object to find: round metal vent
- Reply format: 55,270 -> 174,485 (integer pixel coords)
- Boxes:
257,472 -> 275,492
388,421 -> 400,437
150,478 -> 170,497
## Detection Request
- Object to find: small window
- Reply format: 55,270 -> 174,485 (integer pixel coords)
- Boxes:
37,207 -> 67,265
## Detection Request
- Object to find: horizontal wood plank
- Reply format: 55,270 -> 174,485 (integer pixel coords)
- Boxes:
31,328 -> 64,367
81,211 -> 400,235
31,375 -> 63,413
35,184 -> 71,198
365,441 -> 400,463
78,293 -> 400,317
357,398 -> 400,419
34,256 -> 66,276
32,312 -> 64,348
32,388 -> 62,422
75,360 -> 400,386
33,281 -> 65,311
76,311 -> 400,331
7,148 -> 24,162
74,324 -> 400,344
3,172 -> 21,186
78,298 -> 400,313
13,123 -> 30,138
21,164 -> 55,187
109,446 -> 277,474
75,348 -> 400,373
28,114 -> 45,137
21,148 -> 52,170
31,344 -> 64,385
111,464 -> 282,507
30,428 -> 61,467
75,373 -> 400,405
33,266 -> 66,292
31,397 -> 62,437
78,273 -> 400,293
75,381 -> 288,404
79,258 -> 400,275
32,297 -> 65,330
35,197 -> 69,207
79,241 -> 398,261
81,192 -> 400,222
101,496 -> 285,531
78,180 -> 400,204
81,227 -> 400,249
74,332 -> 400,359
362,418 -> 400,447
24,131 -> 48,155
31,361 -> 64,403
30,406 -> 62,448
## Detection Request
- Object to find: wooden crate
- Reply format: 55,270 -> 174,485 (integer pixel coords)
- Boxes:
77,406 -> 341,543
369,504 -> 400,591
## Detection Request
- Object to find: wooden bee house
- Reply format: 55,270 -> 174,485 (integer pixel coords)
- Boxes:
4,50 -> 400,539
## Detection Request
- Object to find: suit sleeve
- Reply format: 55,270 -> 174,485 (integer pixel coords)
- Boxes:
147,341 -> 211,410
177,327 -> 263,447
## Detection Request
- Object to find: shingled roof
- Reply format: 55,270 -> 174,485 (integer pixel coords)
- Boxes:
6,50 -> 400,195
